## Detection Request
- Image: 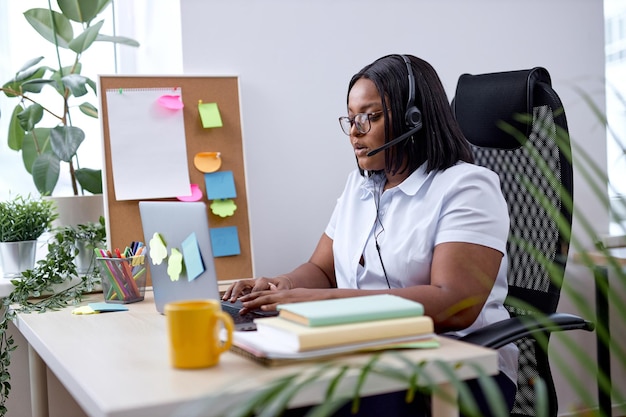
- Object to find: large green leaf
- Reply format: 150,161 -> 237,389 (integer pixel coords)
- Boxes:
22,128 -> 52,174
8,105 -> 26,151
94,0 -> 112,15
59,63 -> 82,77
86,77 -> 97,94
16,104 -> 44,131
62,74 -> 89,97
23,8 -> 73,49
96,35 -> 139,46
96,34 -> 140,47
31,153 -> 61,196
21,78 -> 56,94
69,20 -> 104,53
50,126 -> 85,162
58,0 -> 102,23
78,102 -> 98,118
2,66 -> 48,97
14,65 -> 48,83
16,56 -> 45,74
75,168 -> 102,194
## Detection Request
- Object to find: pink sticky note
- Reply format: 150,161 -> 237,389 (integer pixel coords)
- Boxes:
176,184 -> 203,202
157,95 -> 184,110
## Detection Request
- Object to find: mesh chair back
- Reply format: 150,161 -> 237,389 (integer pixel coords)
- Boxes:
453,67 -> 573,417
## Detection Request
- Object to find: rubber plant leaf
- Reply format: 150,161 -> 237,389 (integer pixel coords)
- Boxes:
2,66 -> 48,97
16,104 -> 44,132
75,168 -> 103,194
50,126 -> 85,162
51,64 -> 82,96
21,78 -> 56,94
23,8 -> 73,49
32,152 -> 61,196
68,20 -> 104,54
8,105 -> 25,151
78,102 -> 98,118
96,34 -> 140,47
22,128 -> 52,174
62,74 -> 89,97
57,0 -> 102,23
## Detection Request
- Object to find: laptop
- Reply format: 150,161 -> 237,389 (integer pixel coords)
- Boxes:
138,201 -> 276,330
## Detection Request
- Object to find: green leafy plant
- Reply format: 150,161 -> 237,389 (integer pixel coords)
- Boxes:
0,0 -> 139,196
0,195 -> 57,242
0,218 -> 105,416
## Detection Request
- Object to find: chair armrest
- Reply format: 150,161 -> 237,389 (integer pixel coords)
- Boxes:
459,313 -> 595,349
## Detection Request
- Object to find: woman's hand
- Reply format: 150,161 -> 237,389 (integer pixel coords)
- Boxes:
221,276 -> 292,302
237,288 -> 332,314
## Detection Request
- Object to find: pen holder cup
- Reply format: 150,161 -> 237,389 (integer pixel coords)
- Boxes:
96,256 -> 147,304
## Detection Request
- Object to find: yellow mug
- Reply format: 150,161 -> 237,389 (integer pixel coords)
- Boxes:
164,299 -> 234,369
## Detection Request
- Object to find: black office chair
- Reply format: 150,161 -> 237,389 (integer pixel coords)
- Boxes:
452,67 -> 595,417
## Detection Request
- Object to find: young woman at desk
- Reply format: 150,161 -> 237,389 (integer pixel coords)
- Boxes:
223,54 -> 517,417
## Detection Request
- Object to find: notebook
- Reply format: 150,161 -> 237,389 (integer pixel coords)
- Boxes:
138,201 -> 276,330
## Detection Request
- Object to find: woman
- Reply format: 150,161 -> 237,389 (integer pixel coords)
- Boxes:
223,54 -> 518,416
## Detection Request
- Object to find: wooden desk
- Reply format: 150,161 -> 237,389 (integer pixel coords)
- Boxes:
13,291 -> 498,417
573,247 -> 626,417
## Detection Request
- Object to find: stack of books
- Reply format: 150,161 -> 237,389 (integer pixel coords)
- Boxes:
230,294 -> 437,366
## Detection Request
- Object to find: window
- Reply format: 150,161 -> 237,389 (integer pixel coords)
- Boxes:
605,0 -> 626,235
0,0 -> 181,200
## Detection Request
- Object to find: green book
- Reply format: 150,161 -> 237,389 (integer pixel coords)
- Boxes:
276,294 -> 424,327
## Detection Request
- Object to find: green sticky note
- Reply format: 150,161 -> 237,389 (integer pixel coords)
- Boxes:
149,232 -> 168,265
210,199 -> 237,217
198,102 -> 223,128
167,248 -> 184,282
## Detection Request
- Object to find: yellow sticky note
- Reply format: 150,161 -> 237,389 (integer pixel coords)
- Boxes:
72,306 -> 99,315
198,102 -> 223,128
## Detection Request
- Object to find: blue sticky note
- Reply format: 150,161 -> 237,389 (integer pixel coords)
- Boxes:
209,226 -> 241,257
181,232 -> 205,281
88,302 -> 129,312
204,171 -> 236,200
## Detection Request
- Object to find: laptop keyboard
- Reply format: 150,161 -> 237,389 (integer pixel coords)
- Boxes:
220,300 -> 278,331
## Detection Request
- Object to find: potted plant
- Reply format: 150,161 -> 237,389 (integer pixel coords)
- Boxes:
0,195 -> 57,278
0,219 -> 105,415
59,216 -> 107,275
0,0 -> 138,217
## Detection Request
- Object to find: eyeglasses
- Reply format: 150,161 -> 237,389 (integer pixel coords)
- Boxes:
338,111 -> 384,136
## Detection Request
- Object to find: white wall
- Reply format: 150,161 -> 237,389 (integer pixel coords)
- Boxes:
180,0 -> 607,275
180,0 -> 610,415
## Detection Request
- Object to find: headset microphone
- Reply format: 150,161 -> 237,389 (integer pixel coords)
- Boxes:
367,55 -> 423,158
366,123 -> 422,157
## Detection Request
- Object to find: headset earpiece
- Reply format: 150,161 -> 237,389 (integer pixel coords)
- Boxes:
366,56 -> 424,157
401,55 -> 422,129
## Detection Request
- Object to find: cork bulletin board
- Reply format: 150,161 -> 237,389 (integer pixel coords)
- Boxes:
98,75 -> 252,282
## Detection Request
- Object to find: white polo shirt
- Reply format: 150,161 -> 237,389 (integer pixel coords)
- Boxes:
325,162 -> 518,384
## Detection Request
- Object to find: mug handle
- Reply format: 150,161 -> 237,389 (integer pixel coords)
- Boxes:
215,311 -> 234,354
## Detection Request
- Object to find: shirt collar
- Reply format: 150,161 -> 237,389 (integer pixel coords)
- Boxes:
396,164 -> 429,196
359,164 -> 430,198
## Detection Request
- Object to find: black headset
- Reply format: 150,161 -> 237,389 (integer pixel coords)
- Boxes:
401,54 -> 423,129
365,55 -> 424,157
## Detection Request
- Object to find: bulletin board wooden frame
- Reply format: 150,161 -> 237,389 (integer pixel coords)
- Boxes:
98,75 -> 252,282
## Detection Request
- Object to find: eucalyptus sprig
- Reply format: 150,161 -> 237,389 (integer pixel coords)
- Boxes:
0,218 -> 105,416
